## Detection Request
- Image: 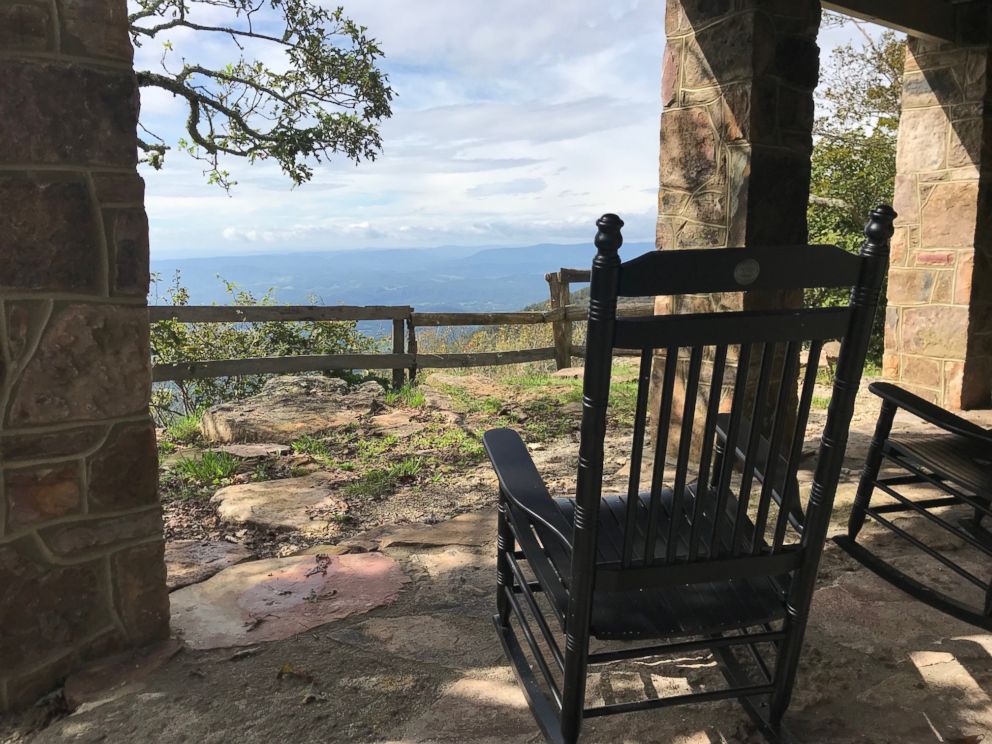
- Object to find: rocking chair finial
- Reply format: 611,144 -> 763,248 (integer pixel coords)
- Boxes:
595,213 -> 624,255
864,204 -> 897,245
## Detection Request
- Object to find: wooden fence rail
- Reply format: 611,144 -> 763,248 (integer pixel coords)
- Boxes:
149,270 -> 653,385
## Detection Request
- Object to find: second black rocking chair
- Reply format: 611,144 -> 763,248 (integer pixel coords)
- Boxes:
835,381 -> 992,629
484,207 -> 894,743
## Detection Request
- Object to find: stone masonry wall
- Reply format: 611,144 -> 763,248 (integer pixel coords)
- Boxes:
0,0 -> 169,710
885,38 -> 992,408
650,0 -> 820,453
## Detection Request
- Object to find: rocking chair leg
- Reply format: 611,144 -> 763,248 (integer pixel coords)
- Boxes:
769,605 -> 808,728
496,494 -> 513,627
559,634 -> 587,744
848,401 -> 896,540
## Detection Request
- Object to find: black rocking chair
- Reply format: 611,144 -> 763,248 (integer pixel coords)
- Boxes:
836,382 -> 992,629
483,207 -> 894,743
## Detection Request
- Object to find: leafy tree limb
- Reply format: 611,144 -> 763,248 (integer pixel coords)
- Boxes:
130,0 -> 393,189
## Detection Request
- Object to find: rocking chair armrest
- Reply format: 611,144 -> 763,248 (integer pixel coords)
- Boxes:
483,428 -> 573,549
868,382 -> 992,443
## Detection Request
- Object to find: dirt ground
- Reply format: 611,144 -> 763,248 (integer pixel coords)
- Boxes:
4,371 -> 992,744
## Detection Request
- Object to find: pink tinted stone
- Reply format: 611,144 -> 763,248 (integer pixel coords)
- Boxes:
169,552 -> 409,649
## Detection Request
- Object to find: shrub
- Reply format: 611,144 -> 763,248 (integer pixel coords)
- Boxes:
150,271 -> 375,425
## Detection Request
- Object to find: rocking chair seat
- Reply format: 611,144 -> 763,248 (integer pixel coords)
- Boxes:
886,433 -> 992,496
533,489 -> 789,641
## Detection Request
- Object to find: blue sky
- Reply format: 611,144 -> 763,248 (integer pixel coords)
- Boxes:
135,2 -> 868,258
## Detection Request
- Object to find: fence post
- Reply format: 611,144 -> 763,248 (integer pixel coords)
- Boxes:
406,316 -> 418,382
391,319 -> 405,389
547,270 -> 570,370
560,275 -> 573,364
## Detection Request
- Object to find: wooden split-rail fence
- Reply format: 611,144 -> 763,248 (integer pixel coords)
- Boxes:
149,268 -> 654,387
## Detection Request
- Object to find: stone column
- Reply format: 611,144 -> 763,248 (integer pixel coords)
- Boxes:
650,0 -> 820,456
885,35 -> 992,409
0,0 -> 168,710
658,0 -> 819,266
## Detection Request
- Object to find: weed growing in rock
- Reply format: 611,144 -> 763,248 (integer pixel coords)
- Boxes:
174,451 -> 240,486
166,410 -> 204,445
384,383 -> 426,408
344,457 -> 423,499
411,427 -> 485,464
292,434 -> 331,459
355,434 -> 398,463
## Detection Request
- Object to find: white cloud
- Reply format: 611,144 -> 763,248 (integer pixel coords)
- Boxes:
141,1 -> 666,257
467,178 -> 546,197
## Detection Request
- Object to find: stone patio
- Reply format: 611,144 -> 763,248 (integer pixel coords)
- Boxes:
3,397 -> 992,743
8,505 -> 992,741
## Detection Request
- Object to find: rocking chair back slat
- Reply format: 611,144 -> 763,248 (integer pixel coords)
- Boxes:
710,341 -> 751,553
731,342 -> 776,555
689,344 -> 728,560
752,340 -> 802,554
623,349 -> 653,567
773,338 -> 822,551
666,345 -> 703,563
644,345 -> 678,566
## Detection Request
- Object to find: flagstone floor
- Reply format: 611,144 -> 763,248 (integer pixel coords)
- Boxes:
6,405 -> 992,744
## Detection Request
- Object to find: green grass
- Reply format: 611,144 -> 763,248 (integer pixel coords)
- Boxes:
606,379 -> 640,427
292,434 -> 331,459
355,434 -> 398,462
173,450 -> 240,486
411,427 -> 485,462
343,457 -> 423,499
432,383 -> 504,415
157,440 -> 177,457
166,410 -> 204,445
502,372 -> 559,388
385,383 -> 426,408
812,395 -> 831,410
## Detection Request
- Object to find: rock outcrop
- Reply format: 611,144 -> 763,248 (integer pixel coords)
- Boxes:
211,473 -> 347,535
200,376 -> 384,443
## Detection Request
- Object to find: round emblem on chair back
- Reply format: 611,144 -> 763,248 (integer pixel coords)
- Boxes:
733,258 -> 760,286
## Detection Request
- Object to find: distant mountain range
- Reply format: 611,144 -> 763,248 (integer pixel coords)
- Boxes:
149,241 -> 655,312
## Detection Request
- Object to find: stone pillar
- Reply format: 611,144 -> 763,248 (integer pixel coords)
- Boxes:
0,0 -> 169,710
658,0 -> 819,266
885,36 -> 992,409
650,0 -> 820,454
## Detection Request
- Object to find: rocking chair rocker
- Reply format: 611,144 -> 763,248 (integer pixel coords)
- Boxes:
483,207 -> 894,743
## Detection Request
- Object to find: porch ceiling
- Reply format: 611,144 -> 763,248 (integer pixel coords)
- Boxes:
822,0 -> 960,43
